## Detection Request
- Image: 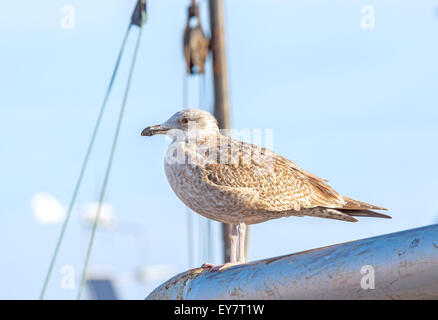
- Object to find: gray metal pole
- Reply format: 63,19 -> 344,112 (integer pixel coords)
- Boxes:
208,0 -> 233,264
146,223 -> 438,299
209,0 -> 230,131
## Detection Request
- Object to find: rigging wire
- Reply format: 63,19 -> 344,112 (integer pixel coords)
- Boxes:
198,73 -> 205,263
77,24 -> 144,300
182,65 -> 212,266
39,24 -> 132,300
185,202 -> 195,267
183,71 -> 195,268
198,70 -> 214,263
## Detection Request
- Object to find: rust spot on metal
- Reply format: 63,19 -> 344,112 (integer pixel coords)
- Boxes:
162,267 -> 205,300
265,255 -> 286,265
398,249 -> 407,257
409,238 -> 420,249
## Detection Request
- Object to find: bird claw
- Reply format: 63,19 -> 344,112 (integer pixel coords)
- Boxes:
201,262 -> 215,270
201,262 -> 241,272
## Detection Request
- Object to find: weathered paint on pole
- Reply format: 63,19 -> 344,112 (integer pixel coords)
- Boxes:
146,224 -> 438,299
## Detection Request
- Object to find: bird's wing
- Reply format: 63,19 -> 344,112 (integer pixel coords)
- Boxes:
198,136 -> 345,212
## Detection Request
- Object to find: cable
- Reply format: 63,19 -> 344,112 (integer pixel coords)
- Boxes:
39,24 -> 132,300
77,25 -> 144,300
183,71 -> 195,268
199,72 -> 214,263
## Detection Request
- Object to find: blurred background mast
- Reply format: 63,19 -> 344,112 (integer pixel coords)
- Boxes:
208,0 -> 248,263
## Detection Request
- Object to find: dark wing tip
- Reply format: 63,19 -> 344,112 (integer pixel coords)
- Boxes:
341,209 -> 392,219
341,196 -> 388,211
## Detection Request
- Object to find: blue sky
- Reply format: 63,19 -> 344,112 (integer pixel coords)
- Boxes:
1,0 -> 438,299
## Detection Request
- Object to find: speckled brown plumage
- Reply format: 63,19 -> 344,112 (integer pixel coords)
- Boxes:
142,109 -> 390,226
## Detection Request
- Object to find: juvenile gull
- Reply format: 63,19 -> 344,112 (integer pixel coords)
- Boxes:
142,109 -> 390,270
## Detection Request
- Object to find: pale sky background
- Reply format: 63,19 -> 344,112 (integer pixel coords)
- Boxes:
1,0 -> 438,299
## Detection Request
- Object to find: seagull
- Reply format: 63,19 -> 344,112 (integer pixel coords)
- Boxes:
141,109 -> 390,271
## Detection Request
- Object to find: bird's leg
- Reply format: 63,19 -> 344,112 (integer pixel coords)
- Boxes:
237,222 -> 247,264
229,224 -> 238,263
202,224 -> 239,272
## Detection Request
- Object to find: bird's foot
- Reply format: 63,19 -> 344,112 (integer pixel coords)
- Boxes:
201,262 -> 242,272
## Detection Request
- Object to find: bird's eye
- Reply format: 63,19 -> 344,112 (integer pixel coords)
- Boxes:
181,118 -> 189,124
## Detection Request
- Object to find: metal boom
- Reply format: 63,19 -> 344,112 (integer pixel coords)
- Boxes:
146,223 -> 438,299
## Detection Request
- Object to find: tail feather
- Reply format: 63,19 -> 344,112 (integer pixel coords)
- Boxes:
336,196 -> 391,219
339,209 -> 392,219
341,196 -> 388,211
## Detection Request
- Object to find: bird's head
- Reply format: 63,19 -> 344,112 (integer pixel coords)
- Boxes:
141,108 -> 220,141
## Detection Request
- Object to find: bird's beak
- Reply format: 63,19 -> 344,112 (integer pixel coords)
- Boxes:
141,125 -> 168,136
